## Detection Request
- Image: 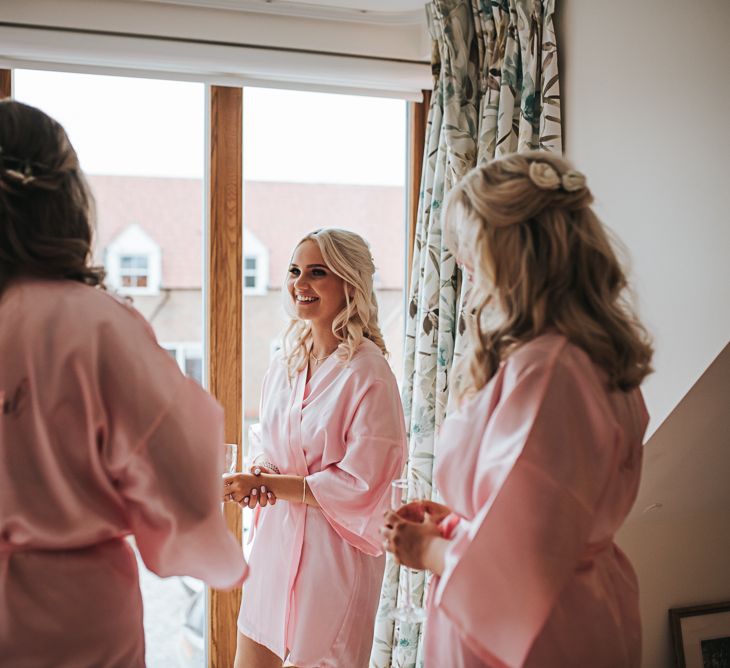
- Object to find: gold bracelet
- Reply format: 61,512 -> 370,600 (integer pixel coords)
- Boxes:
301,476 -> 307,504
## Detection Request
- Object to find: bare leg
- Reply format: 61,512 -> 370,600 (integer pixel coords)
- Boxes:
234,632 -> 283,668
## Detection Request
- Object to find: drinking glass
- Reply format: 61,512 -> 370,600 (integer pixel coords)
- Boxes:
247,423 -> 262,472
224,443 -> 238,475
389,478 -> 427,624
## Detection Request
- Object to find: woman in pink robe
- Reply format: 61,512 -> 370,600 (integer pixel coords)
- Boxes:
382,151 -> 654,668
224,229 -> 407,668
0,100 -> 247,667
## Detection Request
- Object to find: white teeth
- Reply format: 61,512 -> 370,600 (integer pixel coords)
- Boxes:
296,295 -> 318,303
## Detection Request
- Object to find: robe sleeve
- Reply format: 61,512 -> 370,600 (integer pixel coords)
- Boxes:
433,351 -> 615,667
306,378 -> 406,556
98,308 -> 247,590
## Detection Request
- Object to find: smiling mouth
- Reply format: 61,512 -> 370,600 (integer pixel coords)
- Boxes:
296,295 -> 319,303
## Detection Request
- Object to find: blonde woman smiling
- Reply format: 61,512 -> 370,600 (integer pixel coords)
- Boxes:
224,228 -> 407,668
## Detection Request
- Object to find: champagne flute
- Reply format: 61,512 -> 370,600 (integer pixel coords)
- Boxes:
224,443 -> 238,475
389,477 -> 427,624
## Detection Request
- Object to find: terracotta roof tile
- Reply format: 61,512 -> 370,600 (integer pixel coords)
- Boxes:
88,175 -> 405,289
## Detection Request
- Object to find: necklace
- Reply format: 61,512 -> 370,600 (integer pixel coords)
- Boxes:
310,349 -> 334,363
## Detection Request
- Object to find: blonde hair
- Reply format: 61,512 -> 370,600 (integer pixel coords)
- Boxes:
282,228 -> 387,377
444,150 -> 653,399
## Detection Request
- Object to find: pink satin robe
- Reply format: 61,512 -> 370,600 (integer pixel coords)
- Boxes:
238,338 -> 407,667
0,277 -> 247,668
425,334 -> 648,668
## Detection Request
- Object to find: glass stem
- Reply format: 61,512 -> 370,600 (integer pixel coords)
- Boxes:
404,565 -> 413,609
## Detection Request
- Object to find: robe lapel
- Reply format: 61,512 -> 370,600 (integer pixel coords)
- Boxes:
286,366 -> 310,477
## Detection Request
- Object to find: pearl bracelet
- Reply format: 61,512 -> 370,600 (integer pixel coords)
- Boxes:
253,457 -> 280,475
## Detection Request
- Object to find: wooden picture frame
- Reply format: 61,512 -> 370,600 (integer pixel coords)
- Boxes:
669,601 -> 730,668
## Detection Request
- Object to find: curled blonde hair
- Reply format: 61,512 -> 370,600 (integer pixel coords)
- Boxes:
282,228 -> 387,377
444,150 -> 653,399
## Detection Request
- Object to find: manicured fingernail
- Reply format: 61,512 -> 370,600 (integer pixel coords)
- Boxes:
254,467 -> 261,475
260,486 -> 267,493
243,497 -> 249,504
251,488 -> 258,496
267,492 -> 273,500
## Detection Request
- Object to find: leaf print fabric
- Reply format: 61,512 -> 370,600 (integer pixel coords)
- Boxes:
369,1 -> 562,667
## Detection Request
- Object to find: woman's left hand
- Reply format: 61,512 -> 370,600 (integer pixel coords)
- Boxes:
380,510 -> 441,570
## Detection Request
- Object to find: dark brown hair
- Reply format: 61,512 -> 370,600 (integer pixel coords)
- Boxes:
0,99 -> 104,294
444,150 -> 653,396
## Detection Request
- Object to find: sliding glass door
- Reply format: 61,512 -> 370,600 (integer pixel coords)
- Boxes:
11,70 -> 409,667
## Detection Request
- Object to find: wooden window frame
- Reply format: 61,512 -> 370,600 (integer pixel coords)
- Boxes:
207,84 -> 243,668
406,90 -> 431,291
1,69 -> 11,98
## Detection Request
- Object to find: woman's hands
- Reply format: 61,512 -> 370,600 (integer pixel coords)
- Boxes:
380,500 -> 453,575
223,464 -> 278,509
394,500 -> 451,524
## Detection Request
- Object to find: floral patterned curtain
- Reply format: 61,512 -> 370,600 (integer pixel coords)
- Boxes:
369,1 -> 562,666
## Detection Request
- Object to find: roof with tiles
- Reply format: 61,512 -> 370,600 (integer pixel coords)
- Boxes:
88,175 -> 405,290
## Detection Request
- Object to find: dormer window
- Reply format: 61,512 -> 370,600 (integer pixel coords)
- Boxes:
105,224 -> 162,296
243,229 -> 269,296
120,255 -> 149,288
244,256 -> 258,290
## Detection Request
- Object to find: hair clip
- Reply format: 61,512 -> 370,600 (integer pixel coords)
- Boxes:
528,161 -> 586,193
561,169 -> 586,192
0,148 -> 38,185
4,167 -> 36,185
528,161 -> 561,190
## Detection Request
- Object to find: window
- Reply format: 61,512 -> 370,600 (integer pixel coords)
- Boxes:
120,254 -> 149,288
104,224 -> 162,296
15,69 -> 409,668
244,256 -> 257,289
163,343 -> 203,385
243,229 -> 269,296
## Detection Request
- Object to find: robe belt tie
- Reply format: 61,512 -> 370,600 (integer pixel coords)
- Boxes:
0,536 -> 124,555
576,537 -> 614,571
0,541 -> 35,554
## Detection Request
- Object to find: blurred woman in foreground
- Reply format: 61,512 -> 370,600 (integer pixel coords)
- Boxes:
0,100 -> 246,667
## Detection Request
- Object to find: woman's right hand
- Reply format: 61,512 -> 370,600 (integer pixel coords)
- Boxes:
240,461 -> 279,508
396,500 -> 451,525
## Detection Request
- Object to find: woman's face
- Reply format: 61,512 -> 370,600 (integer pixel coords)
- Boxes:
287,240 -> 348,329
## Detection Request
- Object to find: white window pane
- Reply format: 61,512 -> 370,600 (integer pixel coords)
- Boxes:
242,88 -> 407,473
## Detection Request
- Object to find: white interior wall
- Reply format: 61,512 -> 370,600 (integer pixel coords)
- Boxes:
559,3 -> 730,667
558,0 -> 730,436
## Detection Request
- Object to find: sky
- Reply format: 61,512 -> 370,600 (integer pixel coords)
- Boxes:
13,69 -> 407,185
